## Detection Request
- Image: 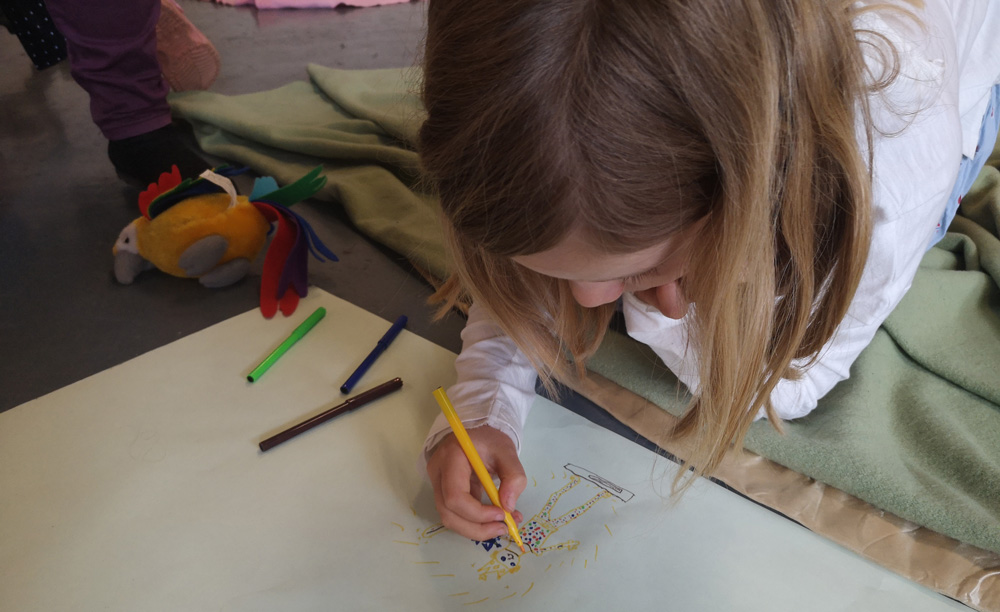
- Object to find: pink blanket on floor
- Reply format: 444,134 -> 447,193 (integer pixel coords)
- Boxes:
212,0 -> 412,8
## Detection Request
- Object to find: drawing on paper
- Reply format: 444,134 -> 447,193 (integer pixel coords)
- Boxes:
476,472 -> 614,580
393,463 -> 634,604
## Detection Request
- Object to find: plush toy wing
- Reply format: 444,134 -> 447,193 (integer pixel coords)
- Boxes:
251,167 -> 338,318
177,235 -> 230,276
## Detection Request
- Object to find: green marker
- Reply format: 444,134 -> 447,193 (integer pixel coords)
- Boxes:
247,306 -> 327,382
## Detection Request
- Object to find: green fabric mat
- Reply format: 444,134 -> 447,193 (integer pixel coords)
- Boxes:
170,66 -> 1000,554
171,66 -> 446,281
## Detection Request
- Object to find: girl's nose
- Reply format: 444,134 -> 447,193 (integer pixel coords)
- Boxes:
654,281 -> 689,319
632,280 -> 689,319
569,280 -> 624,308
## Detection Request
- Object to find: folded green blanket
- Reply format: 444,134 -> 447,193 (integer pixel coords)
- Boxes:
170,66 -> 1000,554
171,66 -> 446,280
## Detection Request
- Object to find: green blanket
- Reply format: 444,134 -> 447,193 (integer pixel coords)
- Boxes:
170,66 -> 1000,554
171,67 -> 447,281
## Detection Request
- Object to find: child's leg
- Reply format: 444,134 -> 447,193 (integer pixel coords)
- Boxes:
1,0 -> 67,70
549,491 -> 611,529
45,0 -> 170,142
44,0 -> 210,185
537,475 -> 581,521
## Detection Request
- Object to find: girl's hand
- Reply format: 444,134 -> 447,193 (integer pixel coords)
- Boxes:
426,426 -> 526,541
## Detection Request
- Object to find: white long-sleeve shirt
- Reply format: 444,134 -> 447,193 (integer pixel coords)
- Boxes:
423,0 -> 1000,457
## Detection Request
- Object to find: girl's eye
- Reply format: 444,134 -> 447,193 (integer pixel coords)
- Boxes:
622,269 -> 654,288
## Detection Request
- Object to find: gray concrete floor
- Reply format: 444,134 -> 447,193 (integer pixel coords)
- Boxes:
0,0 -> 636,447
0,0 -> 467,413
0,0 -> 732,535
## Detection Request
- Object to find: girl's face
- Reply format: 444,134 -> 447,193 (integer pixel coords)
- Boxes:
512,220 -> 705,320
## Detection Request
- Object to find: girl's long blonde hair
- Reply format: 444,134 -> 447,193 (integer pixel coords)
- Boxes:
420,0 -> 884,490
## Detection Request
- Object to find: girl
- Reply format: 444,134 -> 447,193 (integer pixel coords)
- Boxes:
418,0 -> 1000,542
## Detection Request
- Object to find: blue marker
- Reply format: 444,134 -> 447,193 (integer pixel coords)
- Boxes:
340,315 -> 408,394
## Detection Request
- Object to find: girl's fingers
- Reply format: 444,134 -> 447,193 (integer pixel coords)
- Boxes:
432,470 -> 508,540
471,478 -> 522,529
493,455 -> 527,514
427,427 -> 527,540
437,505 -> 511,542
469,479 -> 484,505
435,452 -> 506,525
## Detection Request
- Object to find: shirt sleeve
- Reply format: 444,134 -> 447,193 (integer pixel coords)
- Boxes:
766,182 -> 953,420
420,301 -> 538,468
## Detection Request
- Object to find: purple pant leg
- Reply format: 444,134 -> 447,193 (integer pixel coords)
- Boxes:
44,0 -> 171,141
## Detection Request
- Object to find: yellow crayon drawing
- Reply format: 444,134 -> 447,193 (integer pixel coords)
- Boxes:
519,475 -> 611,554
398,462 -> 634,604
419,523 -> 448,541
476,475 -> 613,581
475,547 -> 523,581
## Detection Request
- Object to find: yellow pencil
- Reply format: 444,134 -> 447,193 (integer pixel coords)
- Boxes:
432,387 -> 526,553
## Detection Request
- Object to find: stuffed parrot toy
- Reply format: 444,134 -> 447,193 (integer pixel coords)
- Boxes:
112,165 -> 337,318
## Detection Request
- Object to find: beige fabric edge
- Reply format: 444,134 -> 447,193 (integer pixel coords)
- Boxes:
568,371 -> 1000,612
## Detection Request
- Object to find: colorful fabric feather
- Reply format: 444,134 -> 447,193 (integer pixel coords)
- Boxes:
251,199 -> 338,317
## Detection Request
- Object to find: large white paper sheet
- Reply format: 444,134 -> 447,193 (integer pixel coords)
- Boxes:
0,289 -> 967,611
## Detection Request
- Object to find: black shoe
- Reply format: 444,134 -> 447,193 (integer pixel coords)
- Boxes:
108,124 -> 211,187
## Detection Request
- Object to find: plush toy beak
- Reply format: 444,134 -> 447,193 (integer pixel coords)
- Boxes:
113,251 -> 153,284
